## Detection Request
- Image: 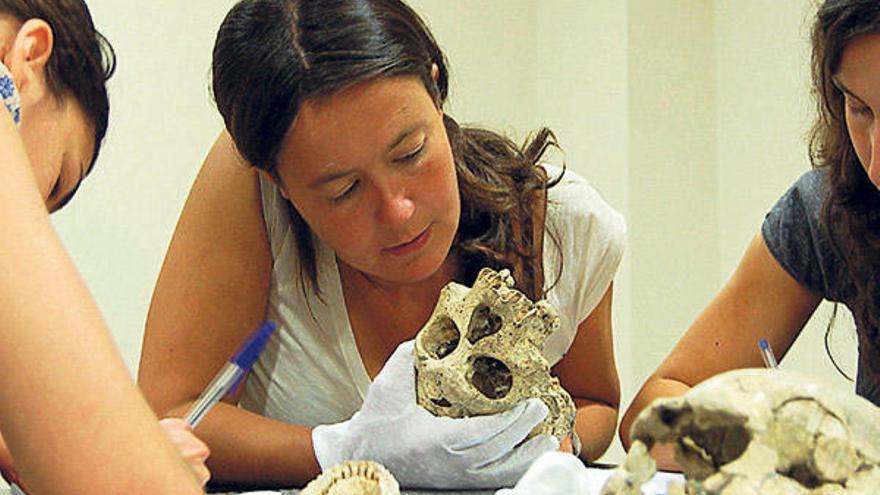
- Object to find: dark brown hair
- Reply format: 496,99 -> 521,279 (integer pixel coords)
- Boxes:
212,0 -> 562,300
810,0 -> 880,376
0,0 -> 116,208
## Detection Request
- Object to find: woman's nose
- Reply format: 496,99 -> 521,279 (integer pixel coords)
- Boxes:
376,184 -> 415,225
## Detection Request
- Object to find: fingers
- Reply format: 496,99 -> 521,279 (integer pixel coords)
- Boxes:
559,435 -> 574,454
158,418 -> 212,486
362,340 -> 417,413
311,421 -> 352,470
187,459 -> 212,487
450,398 -> 549,453
376,340 -> 415,381
469,434 -> 559,487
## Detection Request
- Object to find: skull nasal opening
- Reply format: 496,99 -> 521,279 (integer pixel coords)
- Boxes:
469,356 -> 513,399
467,304 -> 503,344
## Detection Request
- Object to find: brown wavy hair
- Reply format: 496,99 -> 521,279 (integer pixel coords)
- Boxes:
810,0 -> 880,376
212,0 -> 562,301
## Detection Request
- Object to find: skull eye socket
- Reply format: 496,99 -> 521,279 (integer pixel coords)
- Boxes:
467,304 -> 503,344
423,316 -> 460,359
659,405 -> 682,426
470,356 -> 513,399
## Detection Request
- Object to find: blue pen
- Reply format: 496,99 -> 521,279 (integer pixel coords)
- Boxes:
183,321 -> 277,428
758,338 -> 779,369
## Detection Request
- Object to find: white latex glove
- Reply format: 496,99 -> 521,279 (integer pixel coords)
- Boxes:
312,340 -> 558,489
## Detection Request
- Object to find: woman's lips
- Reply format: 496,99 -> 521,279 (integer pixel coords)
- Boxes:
384,226 -> 431,256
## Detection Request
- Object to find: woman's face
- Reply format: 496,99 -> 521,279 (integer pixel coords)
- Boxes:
0,15 -> 95,212
275,75 -> 460,285
837,33 -> 880,189
19,97 -> 95,212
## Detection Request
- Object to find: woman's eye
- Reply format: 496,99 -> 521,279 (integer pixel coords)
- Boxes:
847,101 -> 873,118
852,105 -> 871,116
396,141 -> 426,163
332,180 -> 359,202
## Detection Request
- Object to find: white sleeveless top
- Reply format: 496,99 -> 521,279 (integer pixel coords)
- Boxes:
239,165 -> 626,427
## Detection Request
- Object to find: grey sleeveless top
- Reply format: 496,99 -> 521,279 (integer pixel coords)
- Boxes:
762,168 -> 880,405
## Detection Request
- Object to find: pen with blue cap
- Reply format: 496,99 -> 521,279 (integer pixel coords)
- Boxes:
184,320 -> 277,428
758,338 -> 779,369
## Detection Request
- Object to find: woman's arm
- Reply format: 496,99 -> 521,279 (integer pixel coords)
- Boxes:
138,131 -> 321,487
0,420 -> 209,488
0,107 -> 203,494
619,233 -> 821,469
553,283 -> 620,462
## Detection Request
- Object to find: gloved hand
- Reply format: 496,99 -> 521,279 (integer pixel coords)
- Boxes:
312,340 -> 559,489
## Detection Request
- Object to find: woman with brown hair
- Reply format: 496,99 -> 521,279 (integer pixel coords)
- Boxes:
139,0 -> 626,489
622,0 -> 880,470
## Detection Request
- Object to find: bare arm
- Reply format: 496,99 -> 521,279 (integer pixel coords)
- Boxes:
0,106 -> 202,494
619,233 -> 821,469
553,283 -> 620,462
138,132 -> 321,487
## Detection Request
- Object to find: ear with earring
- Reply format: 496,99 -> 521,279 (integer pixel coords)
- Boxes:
2,19 -> 53,116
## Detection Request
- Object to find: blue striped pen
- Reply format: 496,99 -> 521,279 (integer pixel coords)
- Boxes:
184,321 -> 277,428
758,338 -> 779,369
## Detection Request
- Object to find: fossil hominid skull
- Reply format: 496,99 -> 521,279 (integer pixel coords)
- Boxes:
603,368 -> 880,495
413,268 -> 575,443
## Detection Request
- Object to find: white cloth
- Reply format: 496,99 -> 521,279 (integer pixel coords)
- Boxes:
238,164 -> 626,427
495,451 -> 684,495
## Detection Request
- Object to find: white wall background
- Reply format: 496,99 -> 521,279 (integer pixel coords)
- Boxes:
47,0 -> 857,469
52,0 -> 237,368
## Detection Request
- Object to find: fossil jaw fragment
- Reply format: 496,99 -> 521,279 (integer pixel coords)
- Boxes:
301,461 -> 399,495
